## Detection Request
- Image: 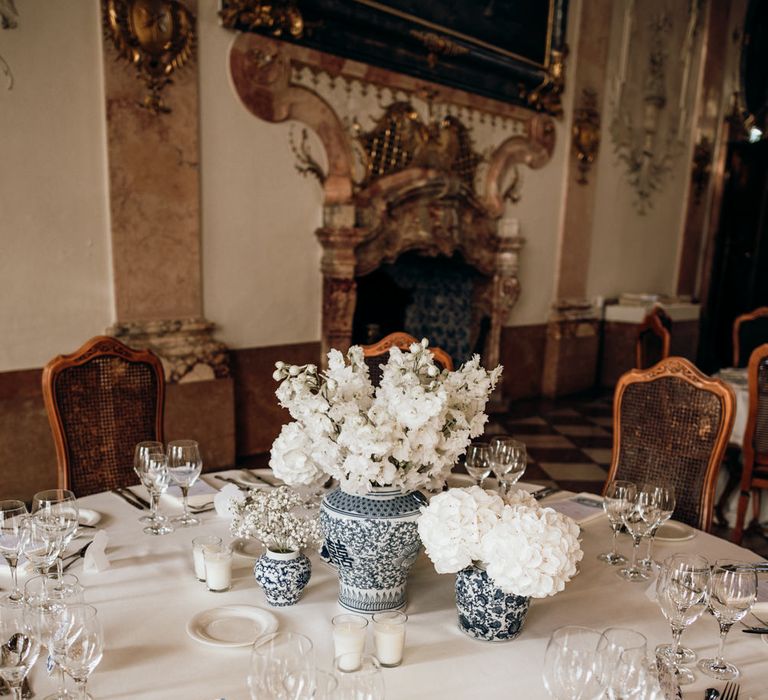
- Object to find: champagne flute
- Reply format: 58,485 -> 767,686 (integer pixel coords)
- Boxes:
134,441 -> 164,524
167,440 -> 203,527
143,453 -> 173,536
618,486 -> 660,582
489,436 -> 527,496
598,480 -> 636,565
638,484 -> 675,571
0,501 -> 28,604
654,553 -> 710,684
32,490 -> 78,581
464,442 -> 492,488
697,560 -> 757,680
595,628 -> 647,700
53,604 -> 103,700
0,598 -> 41,700
542,626 -> 603,700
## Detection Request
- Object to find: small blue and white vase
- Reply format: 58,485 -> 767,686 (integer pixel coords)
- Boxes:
319,486 -> 425,613
455,563 -> 530,642
253,549 -> 312,607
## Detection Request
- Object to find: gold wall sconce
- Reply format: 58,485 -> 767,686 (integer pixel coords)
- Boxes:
572,88 -> 600,185
104,0 -> 196,114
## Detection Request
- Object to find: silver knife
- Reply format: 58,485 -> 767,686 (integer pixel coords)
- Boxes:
111,488 -> 145,510
62,541 -> 93,571
122,487 -> 151,509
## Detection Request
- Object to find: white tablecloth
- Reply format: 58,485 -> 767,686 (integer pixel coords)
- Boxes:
9,473 -> 768,700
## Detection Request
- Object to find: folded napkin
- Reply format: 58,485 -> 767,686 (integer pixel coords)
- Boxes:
164,479 -> 218,508
753,577 -> 768,615
214,483 -> 245,518
545,493 -> 606,526
83,530 -> 110,573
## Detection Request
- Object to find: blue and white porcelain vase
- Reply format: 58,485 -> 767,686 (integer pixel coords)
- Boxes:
319,487 -> 426,613
455,563 -> 530,642
253,549 -> 312,607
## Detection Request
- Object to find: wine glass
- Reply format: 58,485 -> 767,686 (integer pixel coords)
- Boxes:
19,515 -> 60,575
618,486 -> 660,582
0,598 -> 41,700
489,436 -> 527,495
638,484 -> 675,571
334,654 -> 385,700
697,559 -> 757,680
52,604 -> 103,700
134,441 -> 164,524
542,626 -> 603,700
0,501 -> 28,604
247,632 -> 315,700
167,439 -> 203,527
143,453 -> 173,536
595,628 -> 648,700
32,490 -> 79,581
464,442 -> 492,488
654,553 -> 710,685
598,480 -> 636,565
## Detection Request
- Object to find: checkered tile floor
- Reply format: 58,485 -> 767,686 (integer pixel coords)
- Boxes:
484,394 -> 614,496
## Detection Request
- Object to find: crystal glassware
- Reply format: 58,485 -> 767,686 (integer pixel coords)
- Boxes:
167,439 -> 203,527
143,453 -> 173,536
0,598 -> 41,700
697,560 -> 757,681
52,604 -> 104,700
595,627 -> 648,700
0,500 -> 28,604
19,515 -> 60,575
618,486 -> 660,582
638,483 -> 675,571
247,632 -> 315,700
134,441 -> 164,524
598,480 -> 636,565
654,553 -> 710,684
489,436 -> 527,495
464,442 -> 492,488
542,626 -> 604,700
31,490 -> 79,581
334,654 -> 385,700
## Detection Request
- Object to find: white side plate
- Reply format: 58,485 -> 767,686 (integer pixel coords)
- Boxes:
231,538 -> 263,560
655,520 -> 695,542
186,605 -> 278,648
78,509 -> 101,526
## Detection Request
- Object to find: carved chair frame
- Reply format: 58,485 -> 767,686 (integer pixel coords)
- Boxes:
732,306 -> 768,367
635,306 -> 671,369
361,332 -> 454,371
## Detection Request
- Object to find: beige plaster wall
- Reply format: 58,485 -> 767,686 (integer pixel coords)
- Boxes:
0,0 -> 113,372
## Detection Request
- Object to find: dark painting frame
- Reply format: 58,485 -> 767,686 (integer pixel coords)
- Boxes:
221,0 -> 570,115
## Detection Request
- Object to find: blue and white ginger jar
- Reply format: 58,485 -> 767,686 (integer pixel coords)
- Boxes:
455,563 -> 530,642
319,487 -> 425,613
254,549 -> 312,607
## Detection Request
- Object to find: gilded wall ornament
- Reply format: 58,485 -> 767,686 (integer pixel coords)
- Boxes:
104,0 -> 196,114
219,0 -> 303,38
572,88 -> 601,185
410,30 -> 470,69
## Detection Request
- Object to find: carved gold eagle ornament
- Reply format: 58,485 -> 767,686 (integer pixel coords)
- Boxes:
104,0 -> 195,114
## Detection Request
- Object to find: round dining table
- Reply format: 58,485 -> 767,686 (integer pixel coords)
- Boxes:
10,471 -> 768,700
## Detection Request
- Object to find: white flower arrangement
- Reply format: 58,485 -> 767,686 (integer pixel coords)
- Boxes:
229,486 -> 321,553
269,340 -> 502,495
417,486 -> 583,598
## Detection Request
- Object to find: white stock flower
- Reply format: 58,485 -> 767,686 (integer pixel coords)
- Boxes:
269,422 -> 324,486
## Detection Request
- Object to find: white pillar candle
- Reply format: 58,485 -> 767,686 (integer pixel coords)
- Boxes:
192,536 -> 221,582
203,544 -> 232,592
372,611 -> 407,667
332,614 -> 368,672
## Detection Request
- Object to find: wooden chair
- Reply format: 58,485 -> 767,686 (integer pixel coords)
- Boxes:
361,332 -> 453,386
604,356 -> 735,532
733,306 -> 768,368
42,335 -> 165,497
732,343 -> 768,544
635,306 -> 671,369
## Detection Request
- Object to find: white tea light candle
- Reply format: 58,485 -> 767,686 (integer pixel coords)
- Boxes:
203,543 -> 232,592
372,610 -> 407,667
332,614 -> 368,671
192,535 -> 221,582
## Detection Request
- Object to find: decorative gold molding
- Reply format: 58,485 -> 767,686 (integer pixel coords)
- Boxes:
219,0 -> 303,38
527,48 -> 566,116
571,88 -> 600,185
104,0 -> 196,114
410,30 -> 470,69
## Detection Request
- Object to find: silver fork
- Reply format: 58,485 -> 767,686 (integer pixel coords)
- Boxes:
721,681 -> 740,700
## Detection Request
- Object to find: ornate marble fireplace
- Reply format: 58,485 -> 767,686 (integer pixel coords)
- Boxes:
228,34 -> 556,368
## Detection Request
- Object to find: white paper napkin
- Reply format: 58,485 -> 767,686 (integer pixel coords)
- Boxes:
164,479 -> 218,508
545,493 -> 606,525
83,530 -> 110,573
214,483 -> 244,518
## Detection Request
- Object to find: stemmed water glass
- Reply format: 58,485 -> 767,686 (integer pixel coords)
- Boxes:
464,442 -> 492,488
489,436 -> 526,495
655,553 -> 710,685
167,439 -> 203,527
638,484 -> 675,571
542,626 -> 603,699
143,453 -> 173,536
52,604 -> 104,700
697,560 -> 757,680
595,628 -> 648,700
247,632 -> 315,700
598,480 -> 636,565
134,441 -> 164,524
19,516 -> 60,576
618,486 -> 660,582
0,501 -> 28,604
32,490 -> 79,581
334,654 -> 385,700
0,598 -> 41,700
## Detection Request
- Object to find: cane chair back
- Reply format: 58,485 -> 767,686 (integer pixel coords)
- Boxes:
605,357 -> 734,532
635,306 -> 672,370
733,307 -> 768,368
361,332 -> 454,386
733,343 -> 768,543
42,336 -> 165,497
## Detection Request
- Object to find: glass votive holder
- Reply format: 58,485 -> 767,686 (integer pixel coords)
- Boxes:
332,613 -> 368,672
334,654 -> 385,699
192,535 -> 222,582
372,610 -> 407,667
312,669 -> 339,699
203,542 -> 232,592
